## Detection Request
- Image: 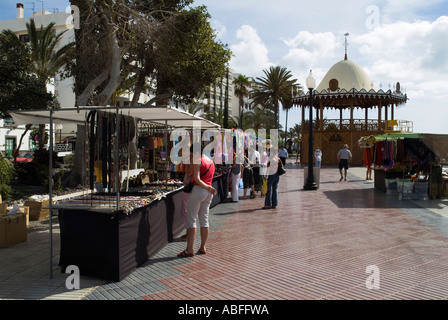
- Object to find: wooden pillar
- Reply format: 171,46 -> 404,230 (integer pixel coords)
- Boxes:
319,100 -> 324,131
378,100 -> 382,131
391,103 -> 394,121
365,108 -> 368,131
301,104 -> 305,131
350,101 -> 354,131
339,108 -> 343,130
385,103 -> 388,123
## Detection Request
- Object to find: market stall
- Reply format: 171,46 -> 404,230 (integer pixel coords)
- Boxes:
10,106 -> 225,280
358,133 -> 448,200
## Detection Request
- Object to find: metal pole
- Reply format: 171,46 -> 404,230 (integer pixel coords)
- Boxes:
304,89 -> 317,190
115,106 -> 120,212
165,120 -> 168,191
49,109 -> 53,279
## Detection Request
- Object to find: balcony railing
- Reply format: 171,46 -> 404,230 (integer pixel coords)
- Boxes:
301,119 -> 413,132
302,119 -> 384,131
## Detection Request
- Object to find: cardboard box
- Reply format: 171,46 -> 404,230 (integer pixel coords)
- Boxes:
0,212 -> 27,248
25,200 -> 50,221
4,207 -> 29,226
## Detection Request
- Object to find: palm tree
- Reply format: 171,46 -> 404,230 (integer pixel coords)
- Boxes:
245,107 -> 275,131
26,19 -> 75,149
233,74 -> 251,123
281,84 -> 303,145
289,123 -> 302,162
251,66 -> 297,129
202,107 -> 224,127
231,107 -> 252,130
183,103 -> 203,116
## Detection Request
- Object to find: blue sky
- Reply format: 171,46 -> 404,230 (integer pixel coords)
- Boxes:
0,1 -> 70,19
193,0 -> 448,135
1,0 -> 448,134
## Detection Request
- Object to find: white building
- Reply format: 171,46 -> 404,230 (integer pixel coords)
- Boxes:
0,3 -> 260,156
0,3 -> 77,154
0,3 -> 154,154
192,69 -> 260,120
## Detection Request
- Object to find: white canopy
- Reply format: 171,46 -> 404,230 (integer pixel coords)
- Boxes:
9,105 -> 220,129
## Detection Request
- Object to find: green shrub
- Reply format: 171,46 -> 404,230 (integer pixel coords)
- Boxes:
0,153 -> 15,200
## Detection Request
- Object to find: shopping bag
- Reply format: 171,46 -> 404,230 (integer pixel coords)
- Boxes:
183,181 -> 194,193
261,178 -> 268,195
277,165 -> 286,176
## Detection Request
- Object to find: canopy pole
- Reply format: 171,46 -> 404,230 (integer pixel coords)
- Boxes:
165,119 -> 168,191
49,109 -> 54,279
115,106 -> 120,212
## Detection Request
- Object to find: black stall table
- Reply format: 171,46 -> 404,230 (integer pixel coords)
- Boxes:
57,189 -> 184,282
210,171 -> 229,208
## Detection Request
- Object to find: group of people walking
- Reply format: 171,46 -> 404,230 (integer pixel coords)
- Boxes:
177,142 -> 354,258
230,144 -> 287,210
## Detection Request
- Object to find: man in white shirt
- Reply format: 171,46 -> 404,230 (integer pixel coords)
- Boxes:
337,144 -> 352,181
250,147 -> 261,193
314,147 -> 322,167
278,146 -> 288,167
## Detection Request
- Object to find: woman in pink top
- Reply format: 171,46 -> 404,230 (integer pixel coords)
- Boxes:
178,144 -> 216,257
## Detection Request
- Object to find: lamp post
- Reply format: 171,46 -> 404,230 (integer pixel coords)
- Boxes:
304,70 -> 318,190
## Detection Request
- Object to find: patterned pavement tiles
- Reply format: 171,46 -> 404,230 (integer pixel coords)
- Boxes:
127,164 -> 448,300
2,162 -> 448,301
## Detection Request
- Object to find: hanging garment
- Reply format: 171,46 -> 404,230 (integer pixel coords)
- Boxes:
375,141 -> 384,166
363,147 -> 373,167
396,139 -> 407,165
382,140 -> 395,169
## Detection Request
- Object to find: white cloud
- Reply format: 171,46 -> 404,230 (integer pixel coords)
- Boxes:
350,16 -> 448,134
211,20 -> 227,39
198,1 -> 448,134
229,25 -> 272,76
354,16 -> 448,80
280,31 -> 339,84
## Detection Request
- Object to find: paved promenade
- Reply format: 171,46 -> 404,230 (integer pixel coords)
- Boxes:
1,163 -> 448,301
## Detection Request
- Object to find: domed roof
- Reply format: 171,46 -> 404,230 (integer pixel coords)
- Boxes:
316,59 -> 377,92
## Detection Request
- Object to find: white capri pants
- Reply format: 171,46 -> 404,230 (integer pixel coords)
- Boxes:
186,185 -> 214,229
231,172 -> 241,202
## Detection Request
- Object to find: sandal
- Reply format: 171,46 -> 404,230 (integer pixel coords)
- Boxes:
261,206 -> 271,209
177,250 -> 194,258
196,249 -> 206,255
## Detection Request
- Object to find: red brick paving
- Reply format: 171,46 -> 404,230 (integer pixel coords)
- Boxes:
142,166 -> 448,300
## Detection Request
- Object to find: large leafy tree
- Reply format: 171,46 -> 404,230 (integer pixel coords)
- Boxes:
251,66 -> 297,129
68,0 -> 231,186
70,0 -> 231,106
0,28 -> 61,166
0,30 -> 56,118
152,5 -> 231,104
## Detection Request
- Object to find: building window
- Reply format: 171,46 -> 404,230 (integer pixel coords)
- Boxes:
19,34 -> 30,43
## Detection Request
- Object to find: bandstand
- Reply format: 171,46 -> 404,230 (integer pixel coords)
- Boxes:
292,54 -> 408,166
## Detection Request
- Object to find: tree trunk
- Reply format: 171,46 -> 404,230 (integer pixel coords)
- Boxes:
13,124 -> 32,167
38,124 -> 46,150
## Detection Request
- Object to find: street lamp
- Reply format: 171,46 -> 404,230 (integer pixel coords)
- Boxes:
304,70 -> 318,190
